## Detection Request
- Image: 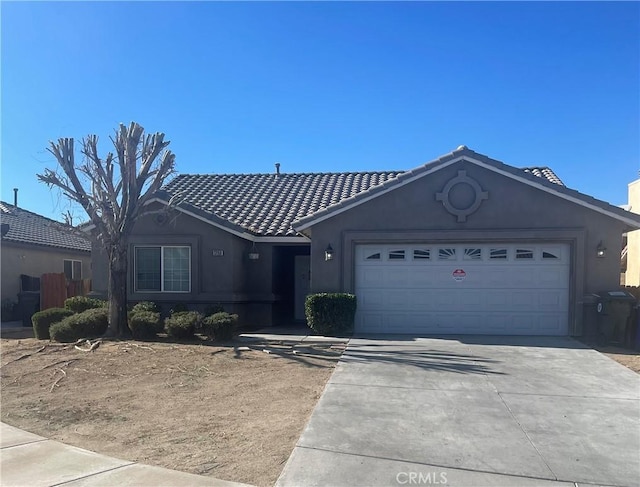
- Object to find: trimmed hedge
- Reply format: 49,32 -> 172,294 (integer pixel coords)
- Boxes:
131,301 -> 159,314
305,293 -> 357,336
128,311 -> 161,339
32,308 -> 74,340
203,312 -> 238,341
164,311 -> 202,339
64,296 -> 107,314
170,303 -> 189,315
50,308 -> 109,342
204,303 -> 225,316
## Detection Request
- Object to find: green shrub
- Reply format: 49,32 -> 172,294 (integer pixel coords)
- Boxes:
128,311 -> 161,339
170,303 -> 188,314
204,303 -> 225,316
305,293 -> 357,336
203,312 -> 238,341
131,301 -> 159,314
31,308 -> 74,340
50,308 -> 109,342
164,311 -> 202,339
64,296 -> 107,314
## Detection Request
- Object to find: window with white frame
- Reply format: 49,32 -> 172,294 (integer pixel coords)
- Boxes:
135,246 -> 191,292
63,260 -> 82,280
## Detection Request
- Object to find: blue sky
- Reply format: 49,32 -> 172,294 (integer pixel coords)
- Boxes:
1,1 -> 638,222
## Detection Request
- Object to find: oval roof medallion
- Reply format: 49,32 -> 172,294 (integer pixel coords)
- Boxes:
435,170 -> 489,222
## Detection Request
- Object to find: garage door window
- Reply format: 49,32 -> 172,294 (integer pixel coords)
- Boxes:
490,248 -> 508,259
516,248 -> 534,259
389,250 -> 406,260
438,248 -> 456,260
542,250 -> 559,259
413,249 -> 430,260
365,251 -> 381,260
464,248 -> 482,260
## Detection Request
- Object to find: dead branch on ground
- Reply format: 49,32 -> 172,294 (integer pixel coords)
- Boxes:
49,364 -> 70,392
0,345 -> 47,368
40,358 -> 80,371
74,339 -> 101,352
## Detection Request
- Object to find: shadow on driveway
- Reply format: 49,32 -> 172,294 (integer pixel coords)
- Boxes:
341,346 -> 504,375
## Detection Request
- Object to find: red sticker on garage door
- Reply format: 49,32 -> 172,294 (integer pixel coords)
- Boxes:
452,269 -> 466,282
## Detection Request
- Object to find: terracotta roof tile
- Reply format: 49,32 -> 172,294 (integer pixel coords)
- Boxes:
161,164 -> 564,237
163,172 -> 404,236
522,167 -> 564,186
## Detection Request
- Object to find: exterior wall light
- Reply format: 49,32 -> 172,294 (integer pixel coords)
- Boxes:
325,244 -> 334,261
248,242 -> 260,260
596,241 -> 606,258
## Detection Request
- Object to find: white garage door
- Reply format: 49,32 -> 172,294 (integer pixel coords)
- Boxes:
355,243 -> 570,335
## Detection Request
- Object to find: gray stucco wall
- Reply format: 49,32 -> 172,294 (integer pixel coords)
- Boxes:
1,243 -> 91,302
91,208 -> 277,326
306,160 -> 627,336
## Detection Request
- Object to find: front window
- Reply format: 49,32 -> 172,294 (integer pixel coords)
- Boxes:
135,246 -> 190,292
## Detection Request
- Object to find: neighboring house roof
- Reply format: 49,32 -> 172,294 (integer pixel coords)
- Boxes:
154,146 -> 639,239
0,202 -> 91,252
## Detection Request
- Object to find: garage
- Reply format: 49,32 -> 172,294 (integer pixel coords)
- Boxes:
355,243 -> 570,335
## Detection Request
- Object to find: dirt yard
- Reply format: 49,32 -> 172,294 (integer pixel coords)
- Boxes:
0,333 -> 343,486
599,346 -> 640,373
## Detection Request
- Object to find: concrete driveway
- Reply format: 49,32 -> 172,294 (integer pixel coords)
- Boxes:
277,336 -> 640,487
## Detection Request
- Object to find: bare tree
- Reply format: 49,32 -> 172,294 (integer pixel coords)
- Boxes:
38,122 -> 176,336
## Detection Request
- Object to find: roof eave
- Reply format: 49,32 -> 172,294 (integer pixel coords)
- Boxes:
147,196 -> 310,242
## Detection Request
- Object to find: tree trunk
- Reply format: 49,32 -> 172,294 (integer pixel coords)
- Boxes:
106,243 -> 129,337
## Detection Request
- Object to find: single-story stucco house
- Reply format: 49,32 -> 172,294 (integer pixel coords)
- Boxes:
91,146 -> 640,336
0,201 -> 92,304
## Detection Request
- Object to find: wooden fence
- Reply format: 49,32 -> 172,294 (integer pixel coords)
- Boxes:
40,273 -> 92,310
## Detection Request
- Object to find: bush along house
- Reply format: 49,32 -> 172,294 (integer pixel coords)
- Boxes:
90,146 -> 640,336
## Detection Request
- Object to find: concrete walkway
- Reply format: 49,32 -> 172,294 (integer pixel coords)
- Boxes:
0,423 -> 252,487
277,335 -> 640,487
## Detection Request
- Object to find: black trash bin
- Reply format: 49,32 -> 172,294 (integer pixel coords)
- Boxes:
17,291 -> 40,327
595,290 -> 637,345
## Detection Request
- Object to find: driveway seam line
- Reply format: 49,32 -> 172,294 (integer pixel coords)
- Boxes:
293,445 -> 564,484
48,463 -> 136,486
1,438 -> 48,449
496,390 -> 559,481
327,381 -> 638,400
466,344 -> 560,481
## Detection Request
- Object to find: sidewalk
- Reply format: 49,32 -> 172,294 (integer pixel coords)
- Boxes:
1,423 -> 253,487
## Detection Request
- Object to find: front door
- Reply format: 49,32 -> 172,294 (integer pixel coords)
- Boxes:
294,255 -> 311,321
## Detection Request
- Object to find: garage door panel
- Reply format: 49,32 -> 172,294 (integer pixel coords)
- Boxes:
386,290 -> 409,307
386,268 -> 410,286
537,267 -> 569,287
537,290 -> 568,310
358,291 -> 386,310
355,242 -> 570,335
358,268 -> 384,288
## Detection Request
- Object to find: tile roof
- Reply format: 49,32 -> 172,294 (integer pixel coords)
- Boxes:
0,202 -> 91,252
159,156 -> 567,237
522,167 -> 564,186
161,172 -> 404,236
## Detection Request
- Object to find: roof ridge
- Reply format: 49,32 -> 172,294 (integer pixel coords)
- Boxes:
174,170 -> 405,177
